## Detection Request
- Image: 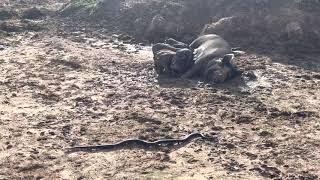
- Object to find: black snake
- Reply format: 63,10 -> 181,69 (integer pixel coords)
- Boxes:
66,132 -> 213,153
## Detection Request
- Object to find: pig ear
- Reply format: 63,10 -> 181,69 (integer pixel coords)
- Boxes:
222,53 -> 235,65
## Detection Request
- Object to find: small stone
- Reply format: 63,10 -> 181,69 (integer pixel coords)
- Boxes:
259,131 -> 273,137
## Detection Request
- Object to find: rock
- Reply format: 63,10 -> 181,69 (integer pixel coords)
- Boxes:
241,71 -> 257,81
232,50 -> 246,56
250,164 -> 282,179
22,7 -> 45,19
0,8 -> 16,20
146,14 -> 167,41
233,115 -> 254,124
286,21 -> 303,39
95,0 -> 123,14
202,16 -> 250,37
0,21 -> 24,32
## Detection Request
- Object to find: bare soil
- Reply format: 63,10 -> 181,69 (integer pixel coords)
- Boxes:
1,1 -> 320,179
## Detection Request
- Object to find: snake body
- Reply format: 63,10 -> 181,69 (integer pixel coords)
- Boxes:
66,133 -> 207,152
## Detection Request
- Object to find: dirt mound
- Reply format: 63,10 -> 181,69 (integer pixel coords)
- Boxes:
60,0 -> 210,42
0,7 -> 46,33
60,0 -> 320,52
202,0 -> 320,53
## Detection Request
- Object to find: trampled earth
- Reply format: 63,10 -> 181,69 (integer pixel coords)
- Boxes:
0,0 -> 319,179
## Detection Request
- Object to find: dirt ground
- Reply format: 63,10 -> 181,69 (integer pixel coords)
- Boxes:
1,1 -> 320,179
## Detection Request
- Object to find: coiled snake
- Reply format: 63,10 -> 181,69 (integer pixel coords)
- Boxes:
66,132 -> 213,153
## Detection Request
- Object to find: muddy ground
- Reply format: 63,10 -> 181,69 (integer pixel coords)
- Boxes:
1,1 -> 320,179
